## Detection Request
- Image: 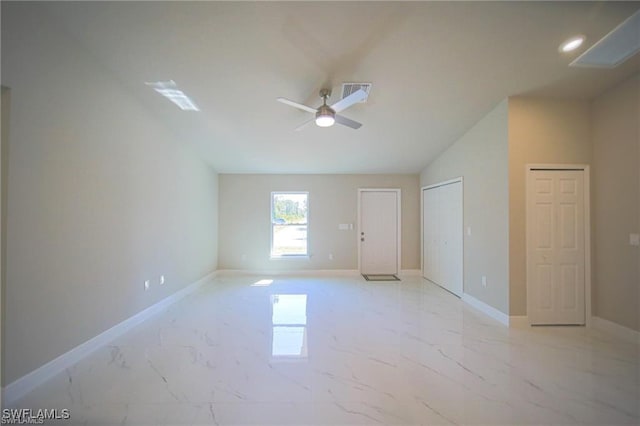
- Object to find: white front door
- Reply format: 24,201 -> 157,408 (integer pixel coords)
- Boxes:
527,169 -> 586,325
359,190 -> 399,275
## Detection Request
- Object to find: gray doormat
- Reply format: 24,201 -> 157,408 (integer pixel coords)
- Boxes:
362,274 -> 400,281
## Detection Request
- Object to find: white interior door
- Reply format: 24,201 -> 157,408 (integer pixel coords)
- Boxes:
527,169 -> 585,325
359,190 -> 399,275
422,180 -> 463,297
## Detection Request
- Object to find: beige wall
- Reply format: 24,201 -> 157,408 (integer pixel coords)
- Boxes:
1,87 -> 9,404
2,4 -> 219,384
421,100 -> 510,314
218,174 -> 419,271
591,74 -> 640,332
421,97 -> 592,317
508,97 -> 591,316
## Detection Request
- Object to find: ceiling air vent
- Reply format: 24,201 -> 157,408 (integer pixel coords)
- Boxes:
570,10 -> 640,68
341,82 -> 372,102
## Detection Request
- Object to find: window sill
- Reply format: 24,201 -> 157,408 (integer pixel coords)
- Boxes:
270,255 -> 310,261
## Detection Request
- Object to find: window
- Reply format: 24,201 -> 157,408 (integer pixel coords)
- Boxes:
271,192 -> 308,257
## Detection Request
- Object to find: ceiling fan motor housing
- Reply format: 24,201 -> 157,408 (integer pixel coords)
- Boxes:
317,104 -> 335,118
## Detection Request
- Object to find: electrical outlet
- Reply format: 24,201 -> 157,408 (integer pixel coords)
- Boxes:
144,280 -> 150,291
329,253 -> 334,260
482,276 -> 487,287
160,275 -> 165,285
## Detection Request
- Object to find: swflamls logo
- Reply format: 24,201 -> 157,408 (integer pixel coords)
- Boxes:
1,409 -> 70,424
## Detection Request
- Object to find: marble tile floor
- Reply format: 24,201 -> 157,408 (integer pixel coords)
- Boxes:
11,274 -> 640,425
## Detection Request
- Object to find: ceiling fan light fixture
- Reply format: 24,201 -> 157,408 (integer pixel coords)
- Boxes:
315,115 -> 335,127
315,105 -> 335,127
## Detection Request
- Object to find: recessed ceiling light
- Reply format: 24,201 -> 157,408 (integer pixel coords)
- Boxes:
145,80 -> 199,111
559,35 -> 586,53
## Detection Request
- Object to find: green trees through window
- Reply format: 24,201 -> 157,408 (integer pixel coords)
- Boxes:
272,194 -> 307,224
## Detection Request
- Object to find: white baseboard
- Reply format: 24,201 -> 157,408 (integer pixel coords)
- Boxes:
592,316 -> 640,344
217,269 -> 422,278
216,269 -> 360,277
3,270 -> 217,407
462,293 -> 509,326
509,315 -> 529,327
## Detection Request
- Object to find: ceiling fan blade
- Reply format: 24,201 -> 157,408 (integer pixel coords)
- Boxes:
276,97 -> 317,114
335,114 -> 362,129
329,89 -> 368,113
294,118 -> 315,131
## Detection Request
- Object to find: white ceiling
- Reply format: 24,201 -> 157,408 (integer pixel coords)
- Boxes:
38,1 -> 640,174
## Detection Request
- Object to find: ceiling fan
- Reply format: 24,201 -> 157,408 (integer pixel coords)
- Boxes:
277,88 -> 367,130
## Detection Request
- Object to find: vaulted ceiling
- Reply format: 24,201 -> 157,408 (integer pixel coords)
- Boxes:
36,1 -> 640,173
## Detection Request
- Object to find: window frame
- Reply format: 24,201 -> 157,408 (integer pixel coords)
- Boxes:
270,191 -> 309,259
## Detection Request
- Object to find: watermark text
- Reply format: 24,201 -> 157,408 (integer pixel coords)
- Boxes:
1,409 -> 70,424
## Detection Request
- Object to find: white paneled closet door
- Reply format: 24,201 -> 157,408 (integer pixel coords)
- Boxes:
422,180 -> 463,297
527,169 -> 586,325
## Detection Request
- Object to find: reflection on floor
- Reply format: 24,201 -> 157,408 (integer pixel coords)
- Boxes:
271,294 -> 308,360
12,274 -> 640,425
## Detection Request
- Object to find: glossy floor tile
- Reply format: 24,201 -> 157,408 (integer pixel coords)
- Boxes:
12,275 -> 640,425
